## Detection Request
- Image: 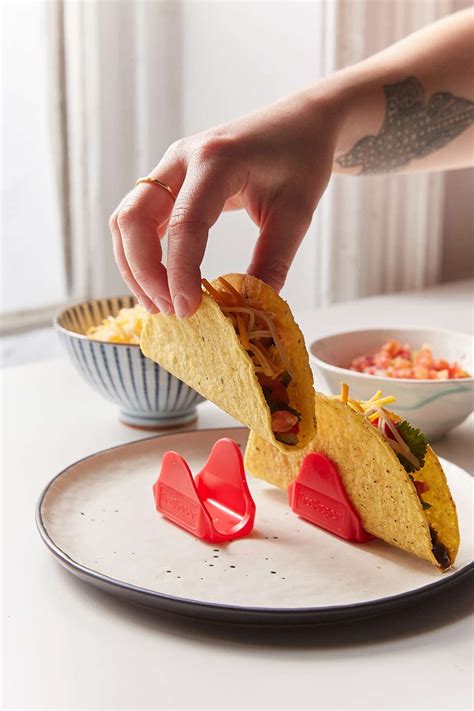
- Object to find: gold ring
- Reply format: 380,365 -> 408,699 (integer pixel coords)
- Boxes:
135,177 -> 177,201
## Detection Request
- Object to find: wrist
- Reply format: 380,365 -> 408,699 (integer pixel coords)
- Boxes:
305,68 -> 386,170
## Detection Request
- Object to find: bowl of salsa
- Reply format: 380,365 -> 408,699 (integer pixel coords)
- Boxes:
310,328 -> 473,441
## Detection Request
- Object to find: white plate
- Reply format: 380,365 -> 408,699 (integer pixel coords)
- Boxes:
36,427 -> 473,624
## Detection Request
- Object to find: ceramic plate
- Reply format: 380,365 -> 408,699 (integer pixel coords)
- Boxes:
36,428 -> 473,624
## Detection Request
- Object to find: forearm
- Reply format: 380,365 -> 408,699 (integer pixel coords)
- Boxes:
311,9 -> 474,175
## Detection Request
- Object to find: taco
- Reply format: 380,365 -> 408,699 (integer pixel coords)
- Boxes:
140,274 -> 316,451
244,385 -> 459,569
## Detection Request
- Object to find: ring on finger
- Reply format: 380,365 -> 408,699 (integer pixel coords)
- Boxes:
135,177 -> 177,202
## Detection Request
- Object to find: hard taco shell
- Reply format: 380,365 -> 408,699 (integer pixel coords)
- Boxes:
140,274 -> 316,451
245,392 -> 459,568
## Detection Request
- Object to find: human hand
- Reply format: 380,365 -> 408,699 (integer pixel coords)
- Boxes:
109,89 -> 340,316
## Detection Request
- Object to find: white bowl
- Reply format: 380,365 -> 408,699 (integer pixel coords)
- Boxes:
310,328 -> 473,441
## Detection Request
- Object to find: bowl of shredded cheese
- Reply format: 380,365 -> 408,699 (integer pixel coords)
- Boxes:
55,295 -> 205,428
310,327 -> 473,441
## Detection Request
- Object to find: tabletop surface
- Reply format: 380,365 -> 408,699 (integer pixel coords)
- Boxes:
2,279 -> 473,711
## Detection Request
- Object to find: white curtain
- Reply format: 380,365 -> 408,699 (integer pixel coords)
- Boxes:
60,0 -> 183,300
315,0 -> 452,305
57,0 -> 453,310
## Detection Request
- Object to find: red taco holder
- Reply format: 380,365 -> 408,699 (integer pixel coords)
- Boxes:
152,438 -> 256,542
288,452 -> 374,543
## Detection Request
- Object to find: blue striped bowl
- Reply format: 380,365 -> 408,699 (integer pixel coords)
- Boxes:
55,296 -> 205,429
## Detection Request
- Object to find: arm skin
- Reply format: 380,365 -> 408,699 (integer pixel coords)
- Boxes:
330,8 -> 474,174
109,9 -> 474,317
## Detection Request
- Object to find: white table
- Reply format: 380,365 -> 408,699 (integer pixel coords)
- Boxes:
2,280 -> 473,711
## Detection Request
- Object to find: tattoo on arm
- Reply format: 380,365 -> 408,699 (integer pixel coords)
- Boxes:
336,77 -> 474,174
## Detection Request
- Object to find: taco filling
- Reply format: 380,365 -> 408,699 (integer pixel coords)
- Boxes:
202,277 -> 302,445
331,383 -> 450,568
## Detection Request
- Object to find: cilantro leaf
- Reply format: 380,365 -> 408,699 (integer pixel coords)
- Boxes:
395,420 -> 428,473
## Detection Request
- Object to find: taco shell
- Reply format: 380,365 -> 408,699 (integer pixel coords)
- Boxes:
245,392 -> 459,569
140,274 -> 316,451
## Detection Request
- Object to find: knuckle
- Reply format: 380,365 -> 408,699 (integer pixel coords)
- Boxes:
167,217 -> 208,241
108,211 -> 118,232
165,137 -> 187,160
169,199 -> 193,225
194,135 -> 236,164
117,205 -> 138,231
168,200 -> 208,237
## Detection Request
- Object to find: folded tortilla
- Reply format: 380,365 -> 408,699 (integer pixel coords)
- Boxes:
245,392 -> 459,569
140,274 -> 316,451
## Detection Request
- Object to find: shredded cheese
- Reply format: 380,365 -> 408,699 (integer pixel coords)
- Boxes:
202,278 -> 294,380
347,397 -> 364,413
341,383 -> 349,403
217,276 -> 243,301
236,313 -> 250,349
334,383 -> 420,469
248,342 -> 275,377
86,305 -> 147,344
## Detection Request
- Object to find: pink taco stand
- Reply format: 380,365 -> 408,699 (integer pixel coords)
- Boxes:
153,438 -> 256,542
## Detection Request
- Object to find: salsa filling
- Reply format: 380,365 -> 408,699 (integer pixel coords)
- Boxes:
202,277 -> 302,445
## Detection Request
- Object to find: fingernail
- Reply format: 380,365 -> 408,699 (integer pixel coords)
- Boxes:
155,297 -> 173,316
137,295 -> 158,314
173,294 -> 189,318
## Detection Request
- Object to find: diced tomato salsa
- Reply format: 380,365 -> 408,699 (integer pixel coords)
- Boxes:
349,339 -> 469,380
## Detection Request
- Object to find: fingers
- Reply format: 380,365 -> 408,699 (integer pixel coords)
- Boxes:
110,147 -> 185,313
247,189 -> 315,292
117,190 -> 173,314
166,157 -> 242,316
110,224 -> 158,313
110,138 -> 241,317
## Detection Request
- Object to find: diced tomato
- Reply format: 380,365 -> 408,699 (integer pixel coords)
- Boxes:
370,418 -> 395,440
350,355 -> 374,372
413,366 -> 429,379
257,373 -> 290,405
413,480 -> 429,496
382,339 -> 401,357
271,410 -> 299,433
391,368 -> 413,379
349,340 -> 470,379
393,356 -> 412,370
374,353 -> 390,368
289,423 -> 300,434
415,348 -> 433,369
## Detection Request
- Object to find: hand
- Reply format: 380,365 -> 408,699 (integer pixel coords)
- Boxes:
110,9 -> 474,318
109,90 -> 340,316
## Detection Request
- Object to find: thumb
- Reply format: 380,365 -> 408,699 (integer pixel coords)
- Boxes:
247,191 -> 314,292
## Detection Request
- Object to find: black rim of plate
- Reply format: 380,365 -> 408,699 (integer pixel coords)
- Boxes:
35,428 -> 474,626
